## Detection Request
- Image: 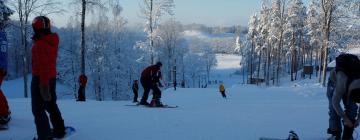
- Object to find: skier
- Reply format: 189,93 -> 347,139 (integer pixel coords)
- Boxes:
31,16 -> 66,140
331,54 -> 360,140
132,80 -> 139,103
77,74 -> 87,102
139,62 -> 164,107
219,83 -> 227,98
0,31 -> 10,126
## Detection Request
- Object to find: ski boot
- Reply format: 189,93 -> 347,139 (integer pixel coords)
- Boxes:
150,99 -> 164,107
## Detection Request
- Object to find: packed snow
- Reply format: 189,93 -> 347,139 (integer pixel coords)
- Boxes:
0,54 -> 353,140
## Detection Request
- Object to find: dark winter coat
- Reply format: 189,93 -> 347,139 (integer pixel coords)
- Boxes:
141,65 -> 161,83
332,71 -> 360,118
132,82 -> 139,92
31,33 -> 59,86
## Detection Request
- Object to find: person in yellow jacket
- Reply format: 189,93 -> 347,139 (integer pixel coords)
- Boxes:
219,83 -> 227,98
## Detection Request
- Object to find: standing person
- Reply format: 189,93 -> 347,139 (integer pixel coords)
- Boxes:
219,83 -> 227,98
332,54 -> 360,140
132,80 -> 139,103
31,16 -> 66,140
0,31 -> 10,126
326,70 -> 341,140
77,74 -> 87,102
139,62 -> 164,107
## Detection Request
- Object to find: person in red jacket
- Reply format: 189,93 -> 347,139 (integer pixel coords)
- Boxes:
0,69 -> 10,126
139,62 -> 164,107
31,16 -> 66,140
77,74 -> 87,102
0,31 -> 10,126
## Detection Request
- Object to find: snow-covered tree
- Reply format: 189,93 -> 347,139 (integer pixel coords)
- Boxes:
268,0 -> 287,85
140,0 -> 174,64
285,0 -> 306,81
258,1 -> 272,85
0,1 -> 13,30
156,19 -> 183,84
246,14 -> 259,84
319,0 -> 357,86
305,0 -> 321,79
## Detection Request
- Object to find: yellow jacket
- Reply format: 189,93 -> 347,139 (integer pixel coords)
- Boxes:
219,84 -> 225,92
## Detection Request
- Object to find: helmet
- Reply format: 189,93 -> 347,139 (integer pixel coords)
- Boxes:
155,62 -> 162,67
32,16 -> 51,31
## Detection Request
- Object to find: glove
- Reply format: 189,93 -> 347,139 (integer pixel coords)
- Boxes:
40,86 -> 51,102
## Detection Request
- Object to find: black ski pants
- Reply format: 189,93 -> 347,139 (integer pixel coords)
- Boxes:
31,76 -> 65,140
221,91 -> 227,98
77,85 -> 86,101
140,78 -> 161,103
133,89 -> 138,102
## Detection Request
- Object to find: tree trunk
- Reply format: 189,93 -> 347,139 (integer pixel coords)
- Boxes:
149,0 -> 154,64
257,50 -> 262,85
266,43 -> 271,86
318,48 -> 323,82
81,0 -> 86,75
249,40 -> 255,83
20,16 -> 28,98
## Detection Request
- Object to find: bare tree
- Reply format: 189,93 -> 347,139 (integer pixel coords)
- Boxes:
69,0 -> 104,101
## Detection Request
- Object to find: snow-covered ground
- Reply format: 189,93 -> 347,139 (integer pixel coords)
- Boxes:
0,54 -> 350,140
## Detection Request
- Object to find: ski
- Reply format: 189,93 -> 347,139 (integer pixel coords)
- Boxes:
125,104 -> 178,108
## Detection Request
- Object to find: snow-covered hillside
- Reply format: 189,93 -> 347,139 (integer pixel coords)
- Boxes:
0,54 -> 347,140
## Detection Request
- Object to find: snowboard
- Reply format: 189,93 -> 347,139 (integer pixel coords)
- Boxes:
125,104 -> 178,108
0,124 -> 8,130
56,126 -> 76,140
31,126 -> 76,140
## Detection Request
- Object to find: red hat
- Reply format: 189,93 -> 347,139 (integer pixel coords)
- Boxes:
32,16 -> 51,30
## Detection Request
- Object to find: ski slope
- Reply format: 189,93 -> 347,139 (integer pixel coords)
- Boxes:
0,54 -> 346,140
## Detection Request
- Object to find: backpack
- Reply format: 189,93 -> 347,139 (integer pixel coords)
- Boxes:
335,54 -> 360,103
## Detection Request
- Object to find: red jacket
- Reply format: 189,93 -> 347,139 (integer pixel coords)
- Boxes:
79,74 -> 88,86
32,33 -> 59,86
141,65 -> 161,81
0,90 -> 9,116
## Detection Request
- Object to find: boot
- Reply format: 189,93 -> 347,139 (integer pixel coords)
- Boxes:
342,126 -> 354,140
150,99 -> 164,107
139,99 -> 150,106
327,128 -> 341,140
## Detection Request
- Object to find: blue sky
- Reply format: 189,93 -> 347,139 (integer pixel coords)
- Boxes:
39,0 -> 307,27
46,0 -> 262,27
123,0 -> 262,27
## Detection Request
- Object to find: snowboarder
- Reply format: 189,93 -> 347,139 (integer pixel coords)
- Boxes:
31,16 -> 66,140
219,83 -> 227,98
132,80 -> 139,103
139,62 -> 164,107
0,31 -> 10,127
77,74 -> 87,102
331,54 -> 360,140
